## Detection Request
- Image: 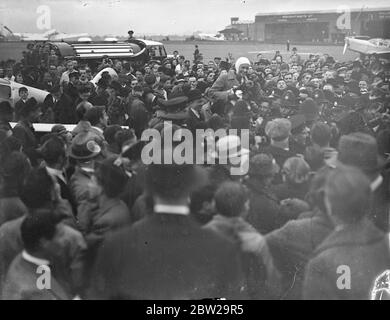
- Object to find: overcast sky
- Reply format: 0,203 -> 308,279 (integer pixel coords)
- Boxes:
1,0 -> 389,35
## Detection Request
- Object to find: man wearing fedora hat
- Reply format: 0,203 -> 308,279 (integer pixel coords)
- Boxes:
207,135 -> 250,187
88,128 -> 247,299
69,131 -> 102,209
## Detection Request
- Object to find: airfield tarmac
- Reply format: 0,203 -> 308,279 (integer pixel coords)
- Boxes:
0,40 -> 359,64
164,41 -> 359,63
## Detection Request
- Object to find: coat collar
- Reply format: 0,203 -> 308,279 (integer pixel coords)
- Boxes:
314,218 -> 385,256
227,70 -> 237,81
22,250 -> 50,267
154,204 -> 190,215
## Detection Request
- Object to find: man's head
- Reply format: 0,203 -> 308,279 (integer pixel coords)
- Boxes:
277,79 -> 287,91
0,151 -> 30,192
76,101 -> 93,121
94,156 -> 129,198
215,182 -> 249,218
270,60 -> 278,70
21,209 -> 64,259
265,118 -> 292,144
324,165 -> 371,225
20,98 -> 41,122
21,167 -> 58,210
78,85 -> 91,102
39,136 -> 67,169
284,73 -> 293,85
337,132 -> 380,179
311,122 -> 332,147
85,105 -> 108,127
18,87 -> 28,100
132,84 -> 143,97
130,78 -> 138,89
66,60 -> 74,72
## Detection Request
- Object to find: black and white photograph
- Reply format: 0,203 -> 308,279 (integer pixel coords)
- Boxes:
0,0 -> 389,304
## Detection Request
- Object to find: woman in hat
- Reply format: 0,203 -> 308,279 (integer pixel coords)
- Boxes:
208,56 -> 251,103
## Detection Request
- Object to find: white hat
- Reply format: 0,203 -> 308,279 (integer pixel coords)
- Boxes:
235,57 -> 251,72
211,135 -> 249,161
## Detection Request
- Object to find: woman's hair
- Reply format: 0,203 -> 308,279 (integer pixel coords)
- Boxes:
283,157 -> 311,184
214,182 -> 248,218
95,156 -> 129,198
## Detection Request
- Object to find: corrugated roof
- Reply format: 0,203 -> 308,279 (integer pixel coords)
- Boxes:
255,7 -> 390,17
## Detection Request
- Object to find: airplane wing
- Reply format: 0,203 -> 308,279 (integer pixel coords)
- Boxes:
18,33 -> 48,41
51,33 -> 89,41
345,37 -> 390,55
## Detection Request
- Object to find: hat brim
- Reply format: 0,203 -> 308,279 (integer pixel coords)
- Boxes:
210,147 -> 249,161
69,143 -> 101,160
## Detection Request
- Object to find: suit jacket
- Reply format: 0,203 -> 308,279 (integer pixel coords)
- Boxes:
208,70 -> 240,102
2,254 -> 71,300
69,166 -> 95,206
303,218 -> 390,300
0,196 -> 28,227
0,215 -> 86,298
12,120 -> 37,153
129,97 -> 150,139
260,145 -> 297,169
79,195 -> 131,249
266,209 -> 333,299
88,212 -> 247,300
245,178 -> 284,234
13,99 -> 27,121
44,93 -> 76,124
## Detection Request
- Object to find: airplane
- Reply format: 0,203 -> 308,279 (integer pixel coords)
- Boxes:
343,36 -> 390,55
193,32 -> 225,41
9,28 -> 89,41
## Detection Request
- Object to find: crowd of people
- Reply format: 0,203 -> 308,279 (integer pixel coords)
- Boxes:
0,42 -> 389,299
